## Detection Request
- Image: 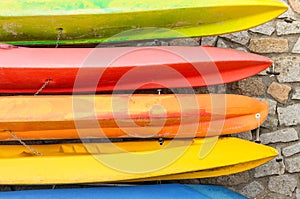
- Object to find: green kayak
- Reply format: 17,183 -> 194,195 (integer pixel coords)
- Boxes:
0,0 -> 287,45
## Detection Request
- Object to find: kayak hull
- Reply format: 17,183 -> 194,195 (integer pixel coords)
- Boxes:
0,94 -> 268,139
0,137 -> 277,184
0,0 -> 287,45
0,46 -> 272,94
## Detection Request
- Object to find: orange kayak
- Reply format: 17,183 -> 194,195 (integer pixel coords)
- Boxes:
0,94 -> 268,140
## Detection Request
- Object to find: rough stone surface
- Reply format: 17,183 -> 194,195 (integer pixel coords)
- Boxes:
297,188 -> 300,199
256,97 -> 279,129
250,21 -> 275,36
292,37 -> 300,53
285,156 -> 300,173
216,38 -> 228,48
278,104 -> 300,126
268,175 -> 297,196
273,56 -> 300,83
241,181 -> 264,198
169,38 -> 199,46
288,0 -> 300,14
267,82 -> 292,104
260,128 -> 299,144
201,36 -> 217,46
215,172 -> 251,186
282,142 -> 300,157
137,40 -> 169,47
263,193 -> 292,199
293,88 -> 300,99
220,31 -> 250,45
256,97 -> 277,115
199,171 -> 250,186
248,38 -> 289,53
230,77 -> 265,97
277,21 -> 300,35
179,179 -> 200,184
254,159 -> 285,178
231,131 -> 253,141
235,47 -> 248,52
262,116 -> 279,129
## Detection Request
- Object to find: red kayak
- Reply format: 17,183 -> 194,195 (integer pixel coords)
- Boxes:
0,46 -> 272,94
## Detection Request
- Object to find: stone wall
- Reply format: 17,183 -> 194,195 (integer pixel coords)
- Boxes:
1,1 -> 300,197
195,1 -> 300,198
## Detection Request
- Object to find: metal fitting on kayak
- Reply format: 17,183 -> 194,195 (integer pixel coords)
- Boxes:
158,137 -> 164,146
266,65 -> 280,76
255,113 -> 261,144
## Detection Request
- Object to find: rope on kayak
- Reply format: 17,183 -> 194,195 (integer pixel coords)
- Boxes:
254,113 -> 261,144
6,130 -> 43,156
34,79 -> 52,95
55,28 -> 63,48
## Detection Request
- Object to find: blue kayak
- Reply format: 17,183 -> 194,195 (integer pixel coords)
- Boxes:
0,184 -> 247,199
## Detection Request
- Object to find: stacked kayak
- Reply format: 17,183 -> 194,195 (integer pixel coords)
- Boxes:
0,94 -> 268,139
0,0 -> 287,45
0,137 -> 277,184
0,0 -> 288,197
0,46 -> 272,94
0,184 -> 248,199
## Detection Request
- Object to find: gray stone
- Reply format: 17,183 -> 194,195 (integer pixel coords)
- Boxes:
220,31 -> 250,45
268,174 -> 297,196
262,116 -> 279,130
267,82 -> 292,104
230,77 -> 265,97
179,179 -> 200,184
282,142 -> 300,157
276,21 -> 300,35
235,47 -> 248,52
241,181 -> 264,198
285,155 -> 300,173
256,98 -> 277,115
272,56 -> 300,83
297,189 -> 300,199
201,36 -> 217,46
278,104 -> 300,126
231,131 -> 252,141
250,21 -> 275,36
169,38 -> 199,46
216,38 -> 228,48
137,40 -> 169,47
292,87 -> 300,99
260,128 -> 299,144
199,171 -> 250,186
248,38 -> 289,53
264,193 -> 292,199
255,98 -> 279,129
292,36 -> 300,53
215,172 -> 250,186
254,159 -> 285,178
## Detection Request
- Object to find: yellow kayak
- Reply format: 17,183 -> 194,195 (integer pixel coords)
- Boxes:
0,137 -> 277,184
0,0 -> 287,45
